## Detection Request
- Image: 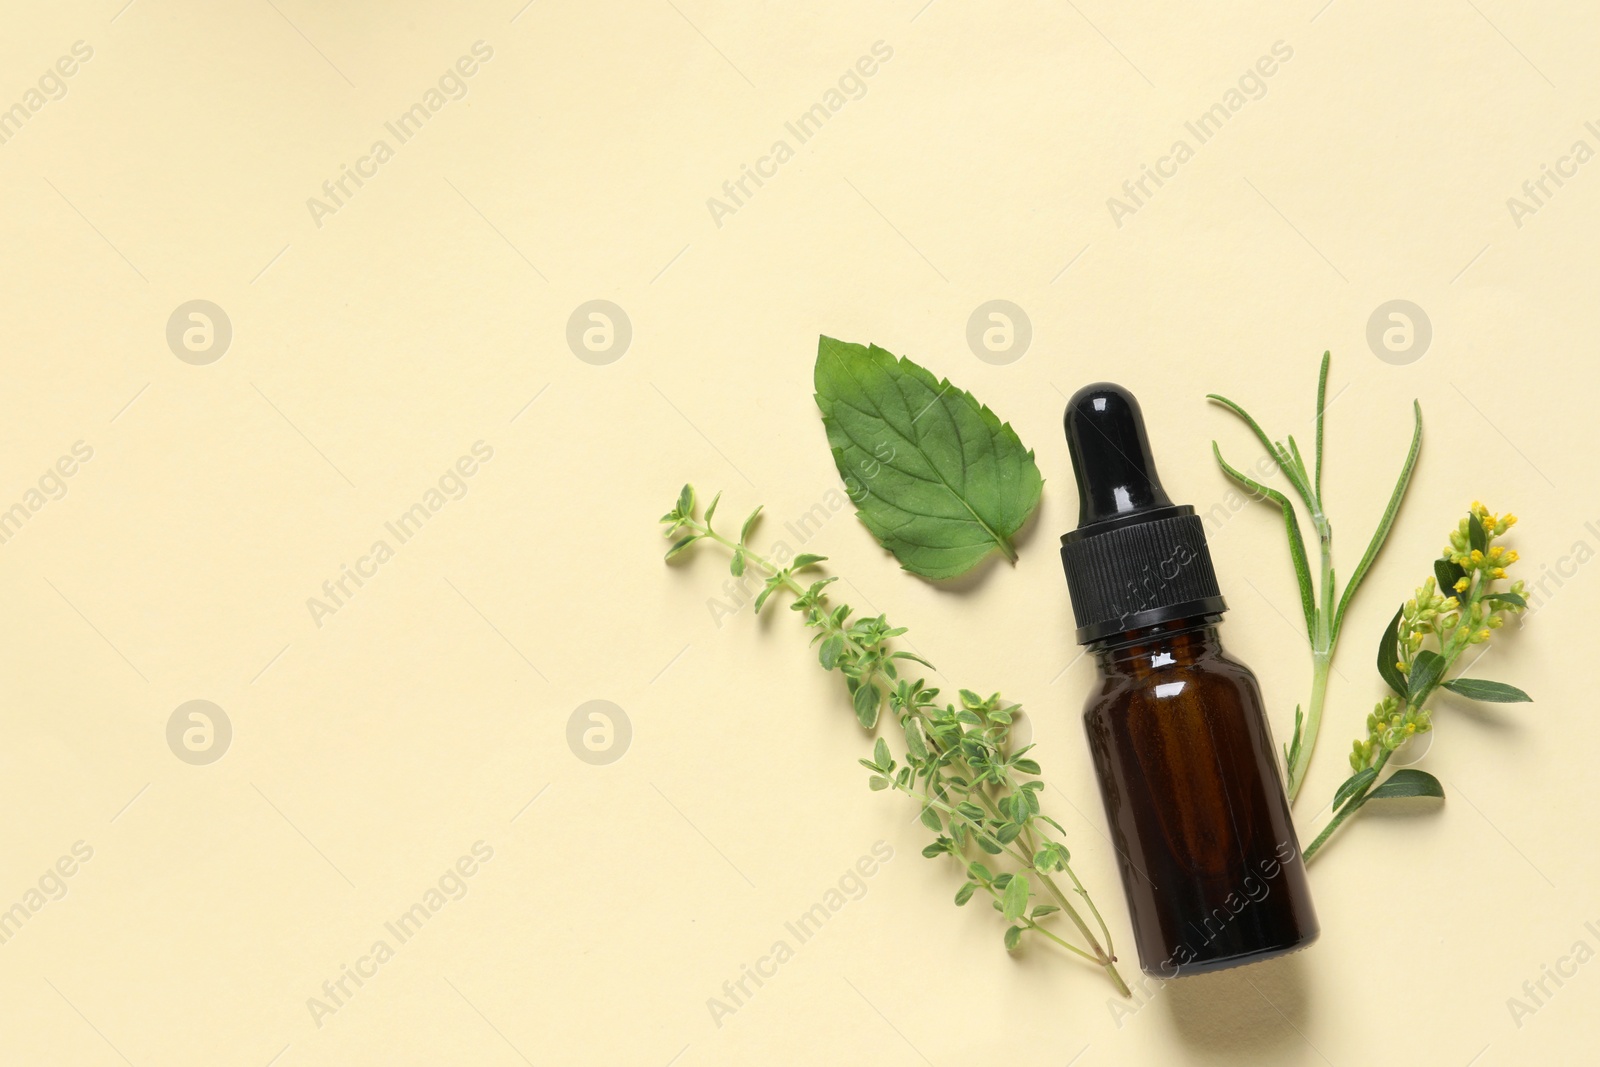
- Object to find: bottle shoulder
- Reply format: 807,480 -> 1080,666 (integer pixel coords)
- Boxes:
1082,644 -> 1263,718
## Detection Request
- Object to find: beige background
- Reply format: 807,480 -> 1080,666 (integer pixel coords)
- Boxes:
0,1 -> 1593,1064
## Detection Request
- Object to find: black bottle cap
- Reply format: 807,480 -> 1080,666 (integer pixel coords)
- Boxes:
1059,383 -> 1227,644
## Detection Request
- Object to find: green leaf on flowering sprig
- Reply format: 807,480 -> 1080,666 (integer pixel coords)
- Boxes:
1306,503 -> 1531,865
1441,678 -> 1532,703
1333,767 -> 1378,811
1376,605 -> 1407,698
1407,649 -> 1446,703
1367,768 -> 1444,801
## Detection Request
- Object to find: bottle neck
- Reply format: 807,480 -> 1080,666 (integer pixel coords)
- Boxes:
1088,614 -> 1225,673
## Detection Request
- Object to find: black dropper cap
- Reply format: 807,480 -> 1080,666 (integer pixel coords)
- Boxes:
1059,384 -> 1227,644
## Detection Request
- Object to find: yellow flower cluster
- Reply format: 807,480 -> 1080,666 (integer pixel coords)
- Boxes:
1350,694 -> 1432,771
1349,504 -> 1527,773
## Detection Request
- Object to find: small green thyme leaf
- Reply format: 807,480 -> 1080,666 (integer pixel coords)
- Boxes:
1002,873 -> 1029,921
739,506 -> 762,543
856,683 -> 882,728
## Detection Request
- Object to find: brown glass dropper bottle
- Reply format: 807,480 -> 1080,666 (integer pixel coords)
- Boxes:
1059,383 -> 1318,977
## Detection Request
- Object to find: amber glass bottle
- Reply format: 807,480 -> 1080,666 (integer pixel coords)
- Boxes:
1059,384 -> 1318,977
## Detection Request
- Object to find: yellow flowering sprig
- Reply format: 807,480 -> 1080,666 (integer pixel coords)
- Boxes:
1303,504 -> 1531,862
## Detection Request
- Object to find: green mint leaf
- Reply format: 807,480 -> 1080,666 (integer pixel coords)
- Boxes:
813,336 -> 1043,580
1367,768 -> 1445,801
1376,606 -> 1407,698
1441,678 -> 1532,703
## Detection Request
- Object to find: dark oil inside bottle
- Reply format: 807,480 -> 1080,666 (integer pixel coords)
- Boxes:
1083,616 -> 1318,976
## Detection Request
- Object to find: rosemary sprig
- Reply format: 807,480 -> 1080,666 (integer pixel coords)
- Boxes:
1303,505 -> 1530,862
1209,352 -> 1423,803
661,484 -> 1131,997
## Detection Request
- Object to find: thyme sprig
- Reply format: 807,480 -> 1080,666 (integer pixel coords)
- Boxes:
662,484 -> 1131,997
